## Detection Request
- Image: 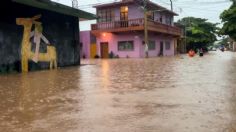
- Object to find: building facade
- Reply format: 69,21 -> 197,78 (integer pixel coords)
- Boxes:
81,0 -> 181,58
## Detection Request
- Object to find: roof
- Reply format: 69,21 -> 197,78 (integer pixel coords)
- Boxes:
93,0 -> 134,8
12,0 -> 96,20
147,1 -> 178,16
94,0 -> 178,16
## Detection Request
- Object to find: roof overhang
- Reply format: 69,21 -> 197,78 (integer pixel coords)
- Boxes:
146,1 -> 178,16
93,0 -> 133,8
12,0 -> 96,20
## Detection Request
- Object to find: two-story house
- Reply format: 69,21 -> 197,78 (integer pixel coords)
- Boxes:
81,0 -> 182,58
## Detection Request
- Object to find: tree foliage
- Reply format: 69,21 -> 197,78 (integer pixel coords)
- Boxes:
220,1 -> 236,40
177,17 -> 218,50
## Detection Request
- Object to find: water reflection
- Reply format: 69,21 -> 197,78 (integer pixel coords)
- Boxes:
0,51 -> 236,132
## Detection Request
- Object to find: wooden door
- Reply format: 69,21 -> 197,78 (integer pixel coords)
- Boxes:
100,42 -> 109,58
90,43 -> 97,58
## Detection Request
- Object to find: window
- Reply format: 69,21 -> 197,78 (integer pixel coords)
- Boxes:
120,6 -> 128,20
147,12 -> 154,21
148,40 -> 156,50
118,41 -> 134,51
166,16 -> 172,25
160,16 -> 163,23
165,41 -> 171,50
97,9 -> 114,22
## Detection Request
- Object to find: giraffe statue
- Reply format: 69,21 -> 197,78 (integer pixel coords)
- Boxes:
16,15 -> 57,72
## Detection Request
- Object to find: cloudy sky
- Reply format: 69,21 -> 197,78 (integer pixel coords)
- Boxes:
52,0 -> 232,31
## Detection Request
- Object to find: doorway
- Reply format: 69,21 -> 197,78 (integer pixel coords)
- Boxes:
100,42 -> 109,58
120,6 -> 128,27
159,41 -> 164,56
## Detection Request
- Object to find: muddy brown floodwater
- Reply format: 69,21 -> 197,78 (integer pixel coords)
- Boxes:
0,51 -> 236,132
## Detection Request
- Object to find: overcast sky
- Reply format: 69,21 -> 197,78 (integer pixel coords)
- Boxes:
52,0 -> 232,31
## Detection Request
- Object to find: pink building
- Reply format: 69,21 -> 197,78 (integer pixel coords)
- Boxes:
80,0 -> 182,58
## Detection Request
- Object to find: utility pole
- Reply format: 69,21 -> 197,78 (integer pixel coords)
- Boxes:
184,24 -> 187,53
144,0 -> 149,58
72,0 -> 78,9
170,0 -> 173,11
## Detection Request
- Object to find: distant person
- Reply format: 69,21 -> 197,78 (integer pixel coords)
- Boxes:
199,48 -> 203,57
220,46 -> 225,52
188,49 -> 195,57
144,44 -> 149,58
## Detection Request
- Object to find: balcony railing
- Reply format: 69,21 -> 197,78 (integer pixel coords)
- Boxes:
91,18 -> 182,36
147,20 -> 182,36
91,18 -> 144,30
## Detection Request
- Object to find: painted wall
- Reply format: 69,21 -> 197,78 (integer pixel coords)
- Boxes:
0,1 -> 80,73
80,31 -> 90,58
163,39 -> 175,56
114,7 -> 120,21
111,4 -> 144,21
96,33 -> 141,58
94,32 -> 175,58
128,4 -> 144,20
98,3 -> 173,22
139,34 -> 175,57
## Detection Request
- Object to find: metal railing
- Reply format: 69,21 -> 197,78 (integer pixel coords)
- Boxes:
91,18 -> 144,30
91,18 -> 182,36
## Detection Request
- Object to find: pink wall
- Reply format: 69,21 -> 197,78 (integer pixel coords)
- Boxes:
80,31 -> 175,59
96,33 -> 141,58
114,7 -> 120,21
95,32 -> 175,58
88,2 -> 176,58
96,1 -> 174,24
163,39 -> 175,56
80,31 -> 90,58
138,34 -> 175,57
112,4 -> 144,21
128,4 -> 144,20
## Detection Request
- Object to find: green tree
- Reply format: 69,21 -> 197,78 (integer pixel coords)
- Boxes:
177,17 -> 218,50
220,0 -> 236,40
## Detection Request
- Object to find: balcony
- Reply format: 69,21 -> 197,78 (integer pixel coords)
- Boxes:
91,18 -> 182,36
91,18 -> 144,33
147,21 -> 182,36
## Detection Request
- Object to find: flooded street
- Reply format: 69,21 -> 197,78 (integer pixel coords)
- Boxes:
0,51 -> 236,132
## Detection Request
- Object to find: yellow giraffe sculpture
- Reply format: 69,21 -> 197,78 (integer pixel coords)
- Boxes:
16,15 -> 57,72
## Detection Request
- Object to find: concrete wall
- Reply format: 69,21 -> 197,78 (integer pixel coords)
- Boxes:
94,32 -> 175,58
0,1 -> 80,73
109,3 -> 173,22
139,34 -> 175,57
96,33 -> 140,58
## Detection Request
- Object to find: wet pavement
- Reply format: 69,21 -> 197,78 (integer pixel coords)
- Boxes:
0,51 -> 236,132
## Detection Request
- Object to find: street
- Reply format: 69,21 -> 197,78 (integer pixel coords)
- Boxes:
0,51 -> 236,132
